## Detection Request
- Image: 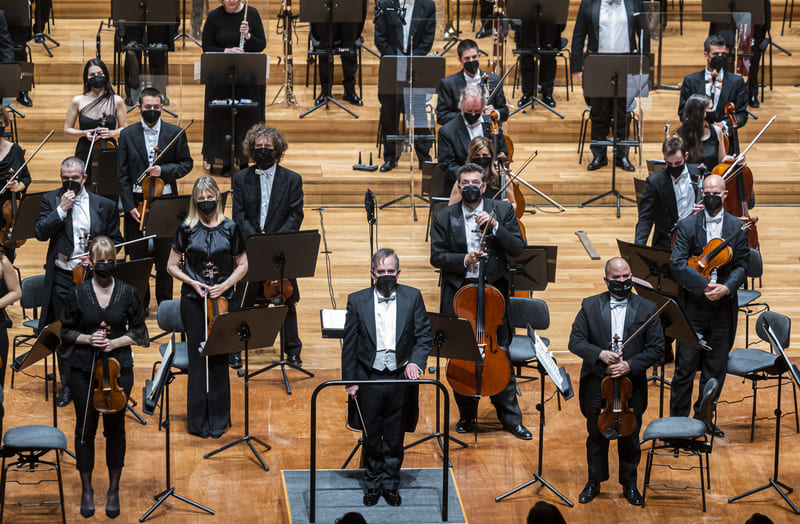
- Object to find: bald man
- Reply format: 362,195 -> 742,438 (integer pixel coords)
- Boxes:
568,257 -> 664,506
669,174 -> 749,437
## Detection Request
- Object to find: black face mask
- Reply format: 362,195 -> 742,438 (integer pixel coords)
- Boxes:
197,200 -> 217,215
93,261 -> 115,279
87,75 -> 106,89
709,55 -> 727,73
463,112 -> 481,126
253,147 -> 275,169
666,164 -> 684,179
62,180 -> 82,194
606,277 -> 633,299
463,60 -> 479,75
461,184 -> 482,205
474,156 -> 491,169
702,194 -> 723,213
374,274 -> 397,296
141,109 -> 161,126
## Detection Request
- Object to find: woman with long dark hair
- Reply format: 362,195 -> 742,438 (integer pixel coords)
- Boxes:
676,93 -> 734,172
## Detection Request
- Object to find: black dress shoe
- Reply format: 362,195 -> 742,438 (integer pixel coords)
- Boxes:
579,480 -> 600,503
382,488 -> 402,506
343,91 -> 363,106
315,93 -> 328,106
229,352 -> 242,369
503,423 -> 532,440
379,159 -> 397,172
476,28 -> 492,39
706,423 -> 724,438
57,386 -> 72,408
363,488 -> 381,506
749,94 -> 760,108
287,354 -> 303,366
518,95 -> 532,108
455,418 -> 475,433
124,95 -> 134,107
542,95 -> 556,108
615,157 -> 636,172
624,485 -> 643,506
587,156 -> 608,171
17,91 -> 32,107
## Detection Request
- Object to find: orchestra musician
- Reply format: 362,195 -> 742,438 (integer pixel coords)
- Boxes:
447,136 -> 516,212
669,174 -> 748,437
342,248 -> 432,507
568,257 -> 664,506
435,39 -> 508,126
0,106 -> 31,261
118,86 -> 193,310
676,94 -> 735,173
34,157 -> 123,408
167,176 -> 248,438
0,244 -> 19,388
231,124 -> 304,369
437,87 -> 509,189
310,0 -> 367,107
373,0 -> 436,172
678,34 -> 748,131
429,163 -> 531,440
571,0 -> 649,172
2,7 -> 32,106
61,236 -> 148,519
202,0 -> 267,176
512,15 -> 564,108
475,0 -> 493,39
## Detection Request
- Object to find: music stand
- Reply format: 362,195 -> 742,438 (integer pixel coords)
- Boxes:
140,195 -> 189,238
702,0 -> 765,25
140,337 -> 214,521
404,314 -> 478,457
173,0 -> 201,48
201,52 -> 267,173
86,148 -> 119,201
618,239 -> 677,297
496,325 -> 574,506
506,246 -> 556,294
299,0 -> 363,119
115,258 -> 154,305
202,306 -> 287,470
581,53 -> 651,218
241,231 -> 320,395
0,63 -> 22,109
5,0 -> 59,57
378,55 -> 446,221
8,191 -> 43,245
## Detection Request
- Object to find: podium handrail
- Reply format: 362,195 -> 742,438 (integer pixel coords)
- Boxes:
309,379 -> 450,523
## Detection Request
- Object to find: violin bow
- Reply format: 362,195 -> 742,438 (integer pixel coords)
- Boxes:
720,115 -> 776,183
0,130 -> 55,196
136,120 -> 194,185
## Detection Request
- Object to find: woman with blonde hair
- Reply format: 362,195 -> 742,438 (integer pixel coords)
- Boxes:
448,136 -> 517,211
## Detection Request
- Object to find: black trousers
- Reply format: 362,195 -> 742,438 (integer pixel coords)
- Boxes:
360,368 -> 406,490
70,364 -> 133,473
379,94 -> 433,165
670,296 -> 734,417
589,96 -> 629,159
311,23 -> 359,93
121,26 -> 171,94
52,268 -> 76,387
181,296 -> 231,437
124,207 -> 173,307
0,326 -> 8,388
515,23 -> 560,98
33,0 -> 52,34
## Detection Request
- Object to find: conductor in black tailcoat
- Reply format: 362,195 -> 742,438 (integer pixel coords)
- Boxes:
569,257 -> 663,506
342,248 -> 432,507
429,163 -> 530,440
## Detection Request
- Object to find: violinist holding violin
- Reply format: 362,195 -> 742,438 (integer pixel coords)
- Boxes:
0,106 -> 31,260
167,176 -> 248,439
61,236 -> 149,519
568,257 -> 663,506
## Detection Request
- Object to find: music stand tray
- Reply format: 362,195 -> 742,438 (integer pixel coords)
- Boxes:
9,192 -> 44,244
702,0 -> 766,25
115,258 -> 155,301
141,195 -> 189,238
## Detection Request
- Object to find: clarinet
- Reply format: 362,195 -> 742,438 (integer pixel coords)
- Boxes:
239,0 -> 249,49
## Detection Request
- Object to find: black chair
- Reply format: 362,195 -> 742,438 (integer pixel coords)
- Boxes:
511,37 -> 572,102
10,274 -> 47,391
150,300 -> 189,430
421,162 -> 450,242
0,386 -> 67,523
506,297 -> 550,388
641,377 -> 719,512
738,248 -> 769,348
726,311 -> 799,443
578,108 -> 640,165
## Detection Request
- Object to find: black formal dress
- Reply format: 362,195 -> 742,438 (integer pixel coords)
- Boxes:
429,197 -> 524,426
118,119 -> 193,306
670,211 -> 748,417
310,0 -> 367,96
513,18 -> 564,100
634,165 -> 702,250
231,165 -> 304,358
342,284 -> 432,491
700,128 -> 721,171
678,70 -> 748,129
0,142 -> 31,260
436,115 -> 509,188
0,276 -> 10,388
74,95 -> 118,181
571,0 -> 650,160
201,6 -> 266,172
61,279 -> 148,472
435,70 -> 509,126
568,292 -> 663,487
374,0 -> 436,165
173,218 -> 245,437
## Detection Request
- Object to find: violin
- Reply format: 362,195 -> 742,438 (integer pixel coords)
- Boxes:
263,279 -> 293,304
73,231 -> 92,285
446,214 -> 511,398
85,112 -> 117,191
91,322 -> 126,414
688,218 -> 757,278
597,335 -> 636,439
203,262 -> 228,338
138,146 -> 165,231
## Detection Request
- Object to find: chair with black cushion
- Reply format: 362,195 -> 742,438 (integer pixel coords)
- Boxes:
506,297 -> 550,388
578,109 -> 640,165
150,300 -> 189,429
511,37 -> 572,102
10,274 -> 48,390
738,248 -> 769,348
726,311 -> 798,443
641,377 -> 719,512
0,386 -> 68,523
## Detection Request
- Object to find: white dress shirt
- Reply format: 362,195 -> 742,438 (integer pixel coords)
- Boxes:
704,68 -> 724,112
463,70 -> 482,90
255,163 -> 277,232
135,119 -> 172,196
373,288 -> 397,371
672,166 -> 694,220
598,0 -> 631,54
55,189 -> 91,271
462,200 -> 485,279
463,115 -> 485,142
704,209 -> 724,283
402,0 -> 415,54
609,296 -> 628,343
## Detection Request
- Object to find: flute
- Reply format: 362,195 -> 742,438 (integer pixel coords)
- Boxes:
239,0 -> 249,48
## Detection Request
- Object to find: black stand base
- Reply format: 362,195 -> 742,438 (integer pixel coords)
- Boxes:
581,188 -> 635,219
174,33 -> 201,48
140,486 -> 214,522
379,193 -> 427,221
299,95 -> 359,119
269,84 -> 299,107
33,32 -> 60,57
204,435 -> 272,472
243,359 -> 315,395
495,473 -> 574,507
127,399 -> 147,425
728,478 -> 799,514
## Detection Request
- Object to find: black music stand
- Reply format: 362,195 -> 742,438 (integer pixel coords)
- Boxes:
299,0 -> 362,119
618,239 -> 678,297
202,306 -> 287,470
378,55 -> 446,220
729,318 -> 800,514
140,195 -> 189,238
201,52 -> 267,173
404,314 -> 477,457
86,148 -> 119,200
241,231 -> 320,394
506,245 -> 557,294
581,53 -> 651,218
496,325 -> 574,506
115,258 -> 154,306
173,0 -> 201,48
703,0 -> 766,25
0,63 -> 22,110
8,191 -> 43,245
140,337 -> 214,521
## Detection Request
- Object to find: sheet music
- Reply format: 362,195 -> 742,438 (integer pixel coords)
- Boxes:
321,309 -> 346,330
532,331 -> 566,392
